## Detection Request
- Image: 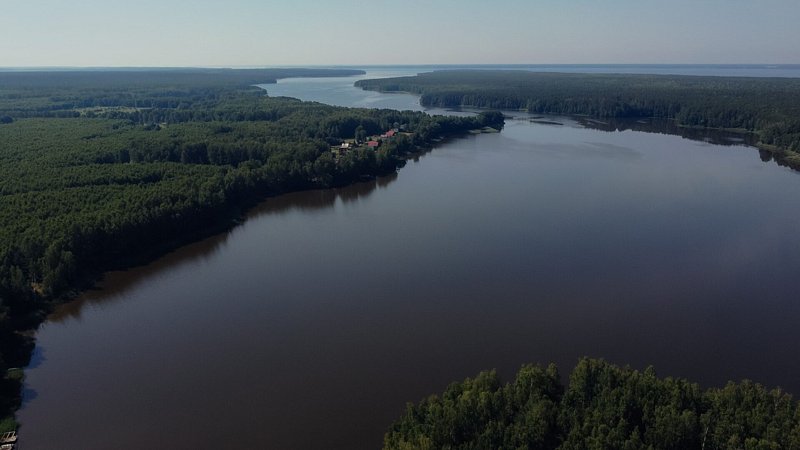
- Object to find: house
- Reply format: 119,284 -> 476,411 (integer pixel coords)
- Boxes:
385,129 -> 396,138
332,142 -> 352,157
367,140 -> 380,148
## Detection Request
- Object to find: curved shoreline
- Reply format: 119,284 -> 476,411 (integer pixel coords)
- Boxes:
354,71 -> 800,171
0,91 -> 504,433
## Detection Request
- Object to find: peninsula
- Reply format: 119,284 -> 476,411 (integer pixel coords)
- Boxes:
0,68 -> 504,432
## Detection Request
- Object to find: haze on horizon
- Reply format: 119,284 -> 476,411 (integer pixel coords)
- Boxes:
1,0 -> 799,68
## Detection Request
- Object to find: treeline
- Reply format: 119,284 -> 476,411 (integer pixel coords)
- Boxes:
0,68 -> 364,119
356,70 -> 800,168
0,71 -> 503,431
385,358 -> 800,450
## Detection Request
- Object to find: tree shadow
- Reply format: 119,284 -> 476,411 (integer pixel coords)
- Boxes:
47,172 -> 400,324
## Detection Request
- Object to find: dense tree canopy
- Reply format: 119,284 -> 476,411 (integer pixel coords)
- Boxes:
0,69 -> 504,431
356,70 -> 800,169
384,358 -> 800,450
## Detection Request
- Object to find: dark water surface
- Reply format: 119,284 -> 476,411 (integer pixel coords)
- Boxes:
17,73 -> 800,449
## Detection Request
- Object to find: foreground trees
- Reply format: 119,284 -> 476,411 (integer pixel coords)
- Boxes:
384,358 -> 800,450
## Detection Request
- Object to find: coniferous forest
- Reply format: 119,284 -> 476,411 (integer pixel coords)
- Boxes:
384,358 -> 800,450
0,69 -> 504,430
356,70 -> 800,169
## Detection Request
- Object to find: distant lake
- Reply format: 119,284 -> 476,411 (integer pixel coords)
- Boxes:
17,70 -> 800,449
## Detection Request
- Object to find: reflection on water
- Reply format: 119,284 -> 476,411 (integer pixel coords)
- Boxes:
526,141 -> 643,161
49,231 -> 233,323
579,116 -> 759,148
249,172 -> 398,216
576,117 -> 800,170
50,174 -> 398,323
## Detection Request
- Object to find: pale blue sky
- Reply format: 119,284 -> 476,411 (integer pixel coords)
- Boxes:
1,0 -> 798,67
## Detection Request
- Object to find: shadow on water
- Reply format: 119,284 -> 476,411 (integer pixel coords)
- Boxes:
501,112 -> 782,168
20,347 -> 44,407
48,172 -> 398,323
245,171 -> 397,218
759,148 -> 776,162
24,346 -> 45,370
576,117 -> 800,170
578,117 -> 759,147
48,232 -> 234,323
21,388 -> 38,407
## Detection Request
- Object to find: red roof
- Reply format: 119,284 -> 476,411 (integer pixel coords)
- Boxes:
385,130 -> 396,137
367,140 -> 380,147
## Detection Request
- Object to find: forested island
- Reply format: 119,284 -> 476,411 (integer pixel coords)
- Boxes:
385,358 -> 800,450
0,68 -> 504,431
355,70 -> 800,169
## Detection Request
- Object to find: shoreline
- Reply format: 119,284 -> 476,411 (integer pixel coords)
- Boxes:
2,109 -> 503,434
354,72 -> 800,172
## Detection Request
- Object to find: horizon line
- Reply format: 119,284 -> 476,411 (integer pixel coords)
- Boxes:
2,63 -> 800,71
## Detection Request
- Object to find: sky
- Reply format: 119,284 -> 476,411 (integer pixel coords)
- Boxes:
1,0 -> 798,67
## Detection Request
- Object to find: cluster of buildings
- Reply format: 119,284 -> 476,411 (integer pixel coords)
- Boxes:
330,129 -> 401,159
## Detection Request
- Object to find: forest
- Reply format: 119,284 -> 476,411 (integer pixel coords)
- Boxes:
0,69 -> 504,431
384,358 -> 800,450
355,70 -> 800,169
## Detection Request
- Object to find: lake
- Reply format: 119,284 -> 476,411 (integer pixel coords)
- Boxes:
17,69 -> 800,449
